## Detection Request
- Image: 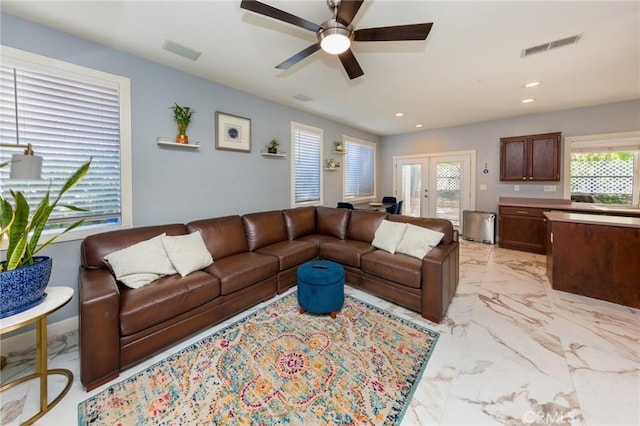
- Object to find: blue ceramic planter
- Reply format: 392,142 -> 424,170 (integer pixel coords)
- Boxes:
0,256 -> 52,318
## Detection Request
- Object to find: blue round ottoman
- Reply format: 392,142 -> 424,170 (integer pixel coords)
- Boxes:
297,260 -> 345,318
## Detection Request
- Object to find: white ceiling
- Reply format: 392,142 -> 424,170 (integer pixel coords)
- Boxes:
2,0 -> 639,136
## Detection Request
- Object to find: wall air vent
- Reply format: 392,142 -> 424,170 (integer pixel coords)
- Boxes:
521,34 -> 582,57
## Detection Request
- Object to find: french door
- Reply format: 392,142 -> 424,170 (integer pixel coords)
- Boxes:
394,152 -> 474,228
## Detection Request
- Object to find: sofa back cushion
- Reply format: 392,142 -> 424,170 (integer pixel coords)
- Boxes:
242,211 -> 288,251
186,216 -> 249,259
348,210 -> 387,242
282,206 -> 316,240
316,207 -> 350,239
388,215 -> 454,244
81,224 -> 187,270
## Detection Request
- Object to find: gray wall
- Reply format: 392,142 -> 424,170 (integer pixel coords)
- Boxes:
0,13 -> 379,325
380,99 -> 640,213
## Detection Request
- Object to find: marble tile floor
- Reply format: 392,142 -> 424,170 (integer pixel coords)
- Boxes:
1,240 -> 638,425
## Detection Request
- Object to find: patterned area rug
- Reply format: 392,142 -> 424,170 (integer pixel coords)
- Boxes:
78,293 -> 439,425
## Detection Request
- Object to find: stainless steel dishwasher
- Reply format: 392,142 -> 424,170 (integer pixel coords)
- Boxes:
462,210 -> 496,244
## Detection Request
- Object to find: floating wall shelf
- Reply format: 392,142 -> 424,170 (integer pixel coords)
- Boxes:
332,150 -> 345,155
324,167 -> 341,171
260,151 -> 287,158
156,137 -> 200,149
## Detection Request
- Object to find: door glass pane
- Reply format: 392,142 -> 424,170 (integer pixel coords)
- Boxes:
435,161 -> 461,226
401,164 -> 422,217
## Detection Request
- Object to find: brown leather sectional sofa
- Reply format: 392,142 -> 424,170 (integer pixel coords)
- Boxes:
79,206 -> 459,390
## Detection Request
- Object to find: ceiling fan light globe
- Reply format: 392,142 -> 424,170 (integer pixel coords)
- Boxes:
320,29 -> 351,54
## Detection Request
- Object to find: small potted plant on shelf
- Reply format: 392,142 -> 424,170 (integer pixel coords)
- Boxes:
334,141 -> 344,152
170,103 -> 194,144
267,138 -> 280,154
325,158 -> 339,169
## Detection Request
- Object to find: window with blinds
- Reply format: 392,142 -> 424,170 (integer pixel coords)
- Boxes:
344,137 -> 376,200
291,122 -> 322,206
0,46 -> 131,236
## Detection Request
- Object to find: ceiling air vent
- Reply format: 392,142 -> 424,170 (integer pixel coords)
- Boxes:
521,34 -> 582,57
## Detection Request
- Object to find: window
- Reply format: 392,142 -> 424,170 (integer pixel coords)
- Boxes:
291,122 -> 322,207
343,137 -> 376,200
0,46 -> 132,241
564,132 -> 640,207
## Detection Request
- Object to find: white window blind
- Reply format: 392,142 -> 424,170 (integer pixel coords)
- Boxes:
344,138 -> 375,199
292,123 -> 322,206
1,57 -> 124,230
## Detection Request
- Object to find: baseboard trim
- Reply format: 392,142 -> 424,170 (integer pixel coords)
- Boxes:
0,315 -> 78,356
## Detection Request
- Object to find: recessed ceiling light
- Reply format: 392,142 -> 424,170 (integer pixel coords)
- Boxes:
395,113 -> 404,117
415,124 -> 423,128
524,81 -> 542,88
521,98 -> 535,104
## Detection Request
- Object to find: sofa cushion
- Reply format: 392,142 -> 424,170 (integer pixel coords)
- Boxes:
119,271 -> 221,336
283,206 -> 316,240
256,240 -> 318,270
296,233 -> 341,247
104,234 -> 177,289
186,216 -> 249,260
361,250 -> 422,289
348,210 -> 387,242
82,224 -> 187,270
388,215 -> 453,244
162,231 -> 214,277
316,207 -> 350,239
396,224 -> 444,259
319,240 -> 376,267
205,252 -> 279,295
242,211 -> 288,251
372,220 -> 408,254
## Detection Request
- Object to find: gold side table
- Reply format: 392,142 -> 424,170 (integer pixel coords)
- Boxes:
0,286 -> 73,426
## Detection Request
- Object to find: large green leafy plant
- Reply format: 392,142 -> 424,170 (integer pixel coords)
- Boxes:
0,159 -> 91,271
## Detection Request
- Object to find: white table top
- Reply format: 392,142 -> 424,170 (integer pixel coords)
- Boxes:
0,286 -> 73,333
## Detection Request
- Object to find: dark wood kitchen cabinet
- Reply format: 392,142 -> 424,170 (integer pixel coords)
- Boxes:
500,132 -> 561,181
498,205 -> 549,254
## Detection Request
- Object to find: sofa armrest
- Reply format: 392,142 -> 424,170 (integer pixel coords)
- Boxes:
79,267 -> 121,390
421,242 -> 460,322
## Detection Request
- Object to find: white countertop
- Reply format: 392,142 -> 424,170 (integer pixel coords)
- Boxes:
498,197 -> 640,215
544,211 -> 640,228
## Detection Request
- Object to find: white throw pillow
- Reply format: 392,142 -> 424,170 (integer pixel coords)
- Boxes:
162,231 -> 213,277
104,234 -> 177,289
372,220 -> 408,254
396,224 -> 444,259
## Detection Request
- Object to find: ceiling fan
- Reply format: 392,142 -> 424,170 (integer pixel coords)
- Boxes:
240,0 -> 433,80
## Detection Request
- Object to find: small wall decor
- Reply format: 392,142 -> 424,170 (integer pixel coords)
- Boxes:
267,138 -> 280,153
170,103 -> 194,144
215,111 -> 251,152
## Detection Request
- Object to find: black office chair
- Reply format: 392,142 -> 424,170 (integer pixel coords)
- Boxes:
386,200 -> 404,214
381,196 -> 397,204
337,202 -> 354,209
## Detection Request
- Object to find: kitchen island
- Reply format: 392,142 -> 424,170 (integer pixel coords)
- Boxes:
544,211 -> 640,309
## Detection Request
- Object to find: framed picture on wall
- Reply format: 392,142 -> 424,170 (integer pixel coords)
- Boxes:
215,111 -> 251,152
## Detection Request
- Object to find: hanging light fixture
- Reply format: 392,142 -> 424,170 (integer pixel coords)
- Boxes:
1,68 -> 43,180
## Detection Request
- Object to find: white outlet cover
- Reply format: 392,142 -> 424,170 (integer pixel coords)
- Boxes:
479,184 -> 487,190
514,185 -> 520,191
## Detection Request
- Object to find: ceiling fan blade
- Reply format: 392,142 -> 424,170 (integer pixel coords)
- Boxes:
354,23 -> 433,42
338,49 -> 364,80
336,0 -> 364,26
240,0 -> 321,33
275,43 -> 322,69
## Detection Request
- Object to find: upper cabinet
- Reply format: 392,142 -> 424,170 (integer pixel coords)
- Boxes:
500,132 -> 561,181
